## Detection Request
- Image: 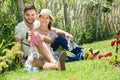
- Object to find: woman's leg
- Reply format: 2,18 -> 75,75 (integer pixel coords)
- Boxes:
43,62 -> 57,70
36,42 -> 56,63
32,52 -> 67,70
43,52 -> 66,70
32,58 -> 45,68
32,58 -> 58,70
30,32 -> 56,64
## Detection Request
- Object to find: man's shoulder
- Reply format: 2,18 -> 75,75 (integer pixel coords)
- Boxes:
15,21 -> 25,30
16,21 -> 24,27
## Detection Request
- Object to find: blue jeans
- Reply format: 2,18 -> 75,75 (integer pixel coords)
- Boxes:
51,35 -> 84,62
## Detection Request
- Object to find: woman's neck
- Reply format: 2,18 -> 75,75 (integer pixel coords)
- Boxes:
37,25 -> 49,35
39,25 -> 49,31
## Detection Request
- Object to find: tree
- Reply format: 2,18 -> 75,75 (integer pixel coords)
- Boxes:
17,0 -> 24,21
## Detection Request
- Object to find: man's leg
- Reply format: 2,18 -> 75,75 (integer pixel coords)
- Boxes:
66,52 -> 84,62
51,35 -> 81,55
51,35 -> 84,62
51,35 -> 68,51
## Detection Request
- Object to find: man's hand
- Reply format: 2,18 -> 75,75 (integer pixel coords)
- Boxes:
65,32 -> 73,41
51,27 -> 73,40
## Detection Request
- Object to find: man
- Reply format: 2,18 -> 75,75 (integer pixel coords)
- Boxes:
15,4 -> 67,70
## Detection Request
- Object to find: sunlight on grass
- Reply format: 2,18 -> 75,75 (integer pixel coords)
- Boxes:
1,39 -> 120,80
82,39 -> 115,54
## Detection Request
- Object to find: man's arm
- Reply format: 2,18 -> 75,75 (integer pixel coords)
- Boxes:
15,38 -> 22,44
51,27 -> 73,40
15,26 -> 26,62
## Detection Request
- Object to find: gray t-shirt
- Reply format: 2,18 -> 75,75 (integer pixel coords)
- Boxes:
15,20 -> 40,57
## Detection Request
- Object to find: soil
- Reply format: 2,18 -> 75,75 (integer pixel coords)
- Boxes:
114,61 -> 120,68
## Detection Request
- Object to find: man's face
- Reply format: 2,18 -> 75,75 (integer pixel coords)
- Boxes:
24,9 -> 36,24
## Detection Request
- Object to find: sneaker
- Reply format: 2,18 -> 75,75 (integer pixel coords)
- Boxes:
83,49 -> 92,60
88,48 -> 93,54
88,48 -> 100,55
93,50 -> 99,54
57,51 -> 67,71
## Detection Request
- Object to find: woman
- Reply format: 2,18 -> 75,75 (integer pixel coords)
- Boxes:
36,9 -> 57,51
25,8 -> 67,70
25,30 -> 66,71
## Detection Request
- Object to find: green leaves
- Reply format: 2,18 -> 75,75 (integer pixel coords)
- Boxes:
0,42 -> 23,74
0,39 -> 5,49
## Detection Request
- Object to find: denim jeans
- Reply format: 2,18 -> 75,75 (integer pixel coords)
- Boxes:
51,35 -> 68,51
51,35 -> 84,62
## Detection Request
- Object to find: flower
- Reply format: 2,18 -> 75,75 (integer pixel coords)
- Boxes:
111,40 -> 116,46
108,61 -> 112,65
104,52 -> 112,57
107,52 -> 112,56
117,40 -> 120,44
115,35 -> 120,38
98,52 -> 112,59
98,55 -> 103,59
91,54 -> 97,57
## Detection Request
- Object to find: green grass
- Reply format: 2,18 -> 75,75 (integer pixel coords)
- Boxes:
1,39 -> 120,80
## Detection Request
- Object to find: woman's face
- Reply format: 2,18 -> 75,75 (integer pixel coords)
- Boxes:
39,14 -> 52,26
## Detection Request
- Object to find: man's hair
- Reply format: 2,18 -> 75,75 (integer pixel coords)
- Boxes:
24,4 -> 37,13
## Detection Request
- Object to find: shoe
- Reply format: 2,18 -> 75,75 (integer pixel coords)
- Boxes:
83,49 -> 92,60
24,67 -> 39,72
93,50 -> 99,54
88,48 -> 99,55
88,48 -> 93,54
58,51 -> 67,71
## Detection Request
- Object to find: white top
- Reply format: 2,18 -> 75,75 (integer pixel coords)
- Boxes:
15,20 -> 40,57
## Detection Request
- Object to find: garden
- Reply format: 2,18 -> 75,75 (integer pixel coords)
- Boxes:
0,0 -> 120,80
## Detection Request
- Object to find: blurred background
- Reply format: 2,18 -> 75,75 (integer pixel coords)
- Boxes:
0,0 -> 120,49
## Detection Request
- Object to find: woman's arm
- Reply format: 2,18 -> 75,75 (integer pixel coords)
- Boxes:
43,31 -> 56,44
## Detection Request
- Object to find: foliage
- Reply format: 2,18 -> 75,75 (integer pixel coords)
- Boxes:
0,40 -> 15,56
0,0 -> 118,47
0,42 -> 23,74
0,0 -> 19,55
21,0 -> 118,44
80,26 -> 95,44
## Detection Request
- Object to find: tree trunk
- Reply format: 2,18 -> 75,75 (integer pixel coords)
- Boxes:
63,0 -> 68,30
17,0 -> 24,21
94,3 -> 100,41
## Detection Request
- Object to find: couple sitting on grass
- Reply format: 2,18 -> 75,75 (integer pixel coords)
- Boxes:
15,4 -> 99,71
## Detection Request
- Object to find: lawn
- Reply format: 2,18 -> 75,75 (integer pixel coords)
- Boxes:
0,39 -> 120,80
